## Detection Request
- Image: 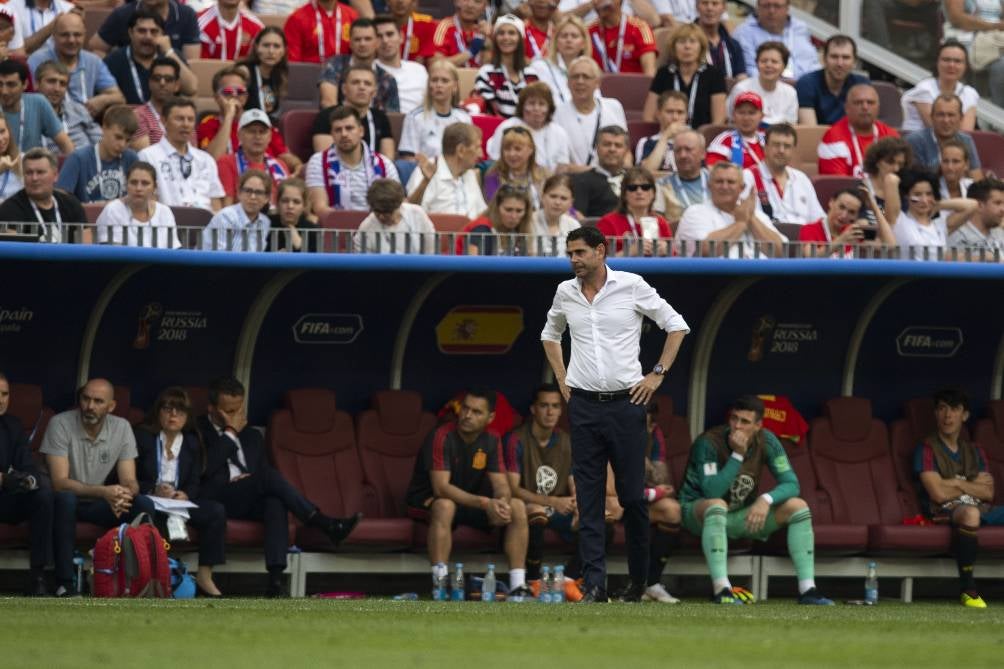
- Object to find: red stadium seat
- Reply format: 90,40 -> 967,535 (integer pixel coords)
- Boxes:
872,80 -> 903,129
281,109 -> 318,164
387,111 -> 404,147
471,114 -> 503,158
600,73 -> 652,112
970,131 -> 1004,180
83,203 -> 103,225
286,62 -> 322,106
974,400 -> 1004,506
627,120 -> 659,159
112,385 -> 146,426
170,207 -> 213,249
811,175 -> 858,211
430,213 -> 471,254
697,123 -> 730,148
319,210 -> 368,252
6,383 -> 55,452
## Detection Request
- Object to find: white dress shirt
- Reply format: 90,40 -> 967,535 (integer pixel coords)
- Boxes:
201,203 -> 272,252
406,155 -> 487,219
553,97 -> 628,166
157,431 -> 183,486
677,203 -> 786,258
742,164 -> 825,225
353,202 -> 436,253
138,138 -> 225,211
541,268 -> 690,392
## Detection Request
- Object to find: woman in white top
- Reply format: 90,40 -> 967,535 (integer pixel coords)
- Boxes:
0,115 -> 22,203
532,174 -> 580,256
486,82 -> 571,171
474,15 -> 536,118
526,14 -> 591,106
727,41 -> 798,125
943,0 -> 1004,106
901,40 -> 980,132
354,179 -> 436,254
939,138 -> 975,199
398,59 -> 472,161
894,168 -> 977,259
96,161 -> 181,249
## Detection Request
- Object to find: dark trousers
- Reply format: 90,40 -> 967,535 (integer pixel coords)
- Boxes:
205,469 -> 315,570
569,395 -> 649,590
0,488 -> 54,569
53,492 -> 157,586
154,500 -> 227,567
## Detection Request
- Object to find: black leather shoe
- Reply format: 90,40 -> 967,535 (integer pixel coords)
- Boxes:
325,512 -> 363,546
612,581 -> 645,602
580,585 -> 608,603
265,579 -> 287,598
26,575 -> 48,597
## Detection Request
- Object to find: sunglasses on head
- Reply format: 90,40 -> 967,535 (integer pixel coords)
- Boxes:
624,183 -> 654,192
219,85 -> 247,97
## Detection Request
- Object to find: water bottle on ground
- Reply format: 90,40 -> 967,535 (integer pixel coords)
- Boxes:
451,562 -> 465,601
540,566 -> 552,603
432,565 -> 447,601
864,561 -> 878,605
482,563 -> 496,602
553,566 -> 566,603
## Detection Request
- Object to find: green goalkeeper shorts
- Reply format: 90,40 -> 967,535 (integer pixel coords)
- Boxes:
681,501 -> 780,542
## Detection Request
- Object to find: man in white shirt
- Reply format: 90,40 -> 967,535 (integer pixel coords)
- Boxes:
406,122 -> 486,219
948,178 -> 1004,253
677,161 -> 786,258
7,0 -> 75,54
354,178 -> 435,253
552,56 -> 627,169
138,97 -> 224,212
373,14 -> 427,115
541,225 -> 689,603
743,123 -> 824,226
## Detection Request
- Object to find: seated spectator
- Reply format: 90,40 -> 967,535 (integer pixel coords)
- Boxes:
474,15 -> 538,118
8,0 -> 73,55
103,9 -> 198,105
0,148 -> 85,243
733,0 -> 818,79
533,174 -> 580,256
553,56 -> 627,168
464,185 -> 535,256
406,122 -> 485,219
906,94 -> 983,179
138,97 -> 225,212
130,57 -> 181,151
796,34 -> 867,126
267,178 -> 320,253
818,84 -> 899,177
484,127 -> 548,207
706,91 -> 765,169
398,59 -> 471,162
637,91 -> 688,173
894,168 -> 977,259
523,0 -> 557,60
744,123 -> 824,226
236,27 -> 287,123
0,59 -> 72,153
943,0 -> 1004,107
307,106 -> 399,214
0,115 -> 22,202
373,15 -> 427,115
95,160 -> 181,249
354,178 -> 435,253
0,372 -> 57,596
527,13 -> 591,106
196,376 -> 360,597
860,136 -> 909,226
949,177 -> 1004,250
656,129 -> 709,222
198,67 -> 301,174
388,0 -> 436,64
913,387 -> 1003,608
696,0 -> 746,87
27,12 -> 125,117
197,0 -> 263,61
217,109 -> 289,207
91,0 -> 201,60
939,138 -> 975,200
598,166 -> 672,256
312,66 -> 395,158
798,186 -> 895,259
727,41 -> 798,125
56,105 -> 138,203
134,387 -> 226,597
318,18 -> 399,113
405,388 -> 533,601
432,0 -> 490,68
644,22 -> 726,128
587,0 -> 657,75
202,169 -> 272,252
34,60 -> 101,152
901,41 -> 979,132
486,82 -> 570,172
43,378 -> 157,598
571,124 -> 628,217
677,161 -> 785,257
285,0 -> 358,63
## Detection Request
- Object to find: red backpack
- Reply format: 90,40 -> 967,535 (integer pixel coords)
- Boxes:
92,513 -> 171,598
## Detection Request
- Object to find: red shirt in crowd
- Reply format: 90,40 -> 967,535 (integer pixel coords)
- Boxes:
524,20 -> 551,60
216,153 -> 290,206
587,15 -> 657,74
597,211 -> 673,253
798,218 -> 855,258
817,117 -> 899,177
197,6 -> 263,60
706,130 -> 766,169
197,115 -> 290,157
433,15 -> 484,68
285,1 -> 357,63
400,12 -> 437,62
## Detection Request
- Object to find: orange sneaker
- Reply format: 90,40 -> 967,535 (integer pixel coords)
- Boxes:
564,579 -> 583,602
529,579 -> 541,599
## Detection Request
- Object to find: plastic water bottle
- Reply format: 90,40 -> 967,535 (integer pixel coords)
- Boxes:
540,566 -> 552,603
553,566 -> 565,604
431,566 -> 447,601
864,561 -> 878,605
451,562 -> 465,601
482,564 -> 496,602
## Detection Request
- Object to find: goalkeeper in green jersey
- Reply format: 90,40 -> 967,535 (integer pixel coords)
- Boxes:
679,396 -> 833,605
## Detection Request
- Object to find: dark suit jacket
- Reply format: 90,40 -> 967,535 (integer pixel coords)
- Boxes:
196,415 -> 268,496
134,428 -> 203,500
0,414 -> 40,477
572,169 -> 619,218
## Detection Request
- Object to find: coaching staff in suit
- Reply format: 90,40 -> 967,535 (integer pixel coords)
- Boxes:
196,376 -> 361,597
541,227 -> 689,602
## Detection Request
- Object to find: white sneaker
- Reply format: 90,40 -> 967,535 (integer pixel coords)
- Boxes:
642,583 -> 680,603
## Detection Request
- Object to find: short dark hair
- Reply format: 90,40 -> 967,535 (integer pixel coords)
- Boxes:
0,58 -> 28,83
732,395 -> 765,420
756,40 -> 790,66
863,136 -> 911,176
151,56 -> 180,78
597,125 -> 628,141
939,137 -> 971,163
899,168 -> 942,202
466,387 -> 497,412
128,160 -> 158,185
208,377 -> 245,405
162,96 -> 196,119
764,122 -> 797,145
658,90 -> 689,110
328,105 -> 362,128
966,178 -> 1004,203
372,14 -> 398,32
933,387 -> 969,412
566,226 -> 608,251
350,17 -> 376,34
103,104 -> 138,135
830,187 -> 864,208
824,34 -> 857,58
366,178 -> 405,212
533,384 -> 562,404
129,8 -> 166,32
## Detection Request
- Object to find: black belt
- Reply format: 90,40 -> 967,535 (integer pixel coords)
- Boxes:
570,388 -> 631,402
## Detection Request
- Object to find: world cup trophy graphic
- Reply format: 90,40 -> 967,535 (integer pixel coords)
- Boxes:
133,303 -> 163,350
747,315 -> 776,362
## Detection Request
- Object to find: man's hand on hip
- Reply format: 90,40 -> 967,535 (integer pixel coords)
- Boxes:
630,372 -> 664,405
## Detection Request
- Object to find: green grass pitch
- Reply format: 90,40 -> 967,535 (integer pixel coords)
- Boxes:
2,598 -> 1002,668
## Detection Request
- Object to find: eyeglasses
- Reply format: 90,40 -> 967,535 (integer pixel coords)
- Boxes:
219,85 -> 248,97
150,74 -> 178,83
241,187 -> 268,197
624,183 -> 654,192
159,404 -> 189,415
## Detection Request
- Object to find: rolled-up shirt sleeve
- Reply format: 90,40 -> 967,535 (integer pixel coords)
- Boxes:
634,278 -> 690,333
540,288 -> 567,342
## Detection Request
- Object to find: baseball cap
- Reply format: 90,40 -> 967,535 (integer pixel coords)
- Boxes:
239,109 -> 272,130
734,91 -> 764,111
493,14 -> 525,38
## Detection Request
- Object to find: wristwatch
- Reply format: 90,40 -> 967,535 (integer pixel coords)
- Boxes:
652,364 -> 666,376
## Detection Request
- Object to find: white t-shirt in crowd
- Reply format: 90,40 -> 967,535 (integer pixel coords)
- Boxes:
353,202 -> 436,254
901,78 -> 981,132
96,199 -> 182,249
138,138 -> 225,211
406,155 -> 486,220
895,210 -> 947,259
376,60 -> 428,114
398,107 -> 472,159
677,202 -> 786,258
553,96 -> 628,166
304,149 -> 400,211
486,117 -> 572,171
532,210 -> 580,257
727,77 -> 799,125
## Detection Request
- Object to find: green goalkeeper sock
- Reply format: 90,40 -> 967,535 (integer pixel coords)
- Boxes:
787,508 -> 816,585
702,505 -> 729,587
